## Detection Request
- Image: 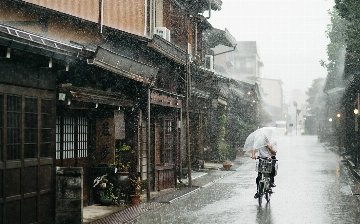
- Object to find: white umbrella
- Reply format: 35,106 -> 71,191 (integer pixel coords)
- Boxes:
243,127 -> 282,151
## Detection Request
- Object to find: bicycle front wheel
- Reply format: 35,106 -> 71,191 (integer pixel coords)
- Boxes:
265,191 -> 271,202
258,182 -> 264,206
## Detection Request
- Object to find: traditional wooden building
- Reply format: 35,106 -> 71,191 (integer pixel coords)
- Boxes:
0,22 -> 93,223
0,1 -> 225,222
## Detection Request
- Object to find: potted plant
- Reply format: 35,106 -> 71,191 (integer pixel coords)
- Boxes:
130,177 -> 142,205
222,160 -> 232,170
107,142 -> 135,201
111,142 -> 135,172
93,175 -> 121,206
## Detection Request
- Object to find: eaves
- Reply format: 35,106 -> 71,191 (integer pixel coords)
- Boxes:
0,24 -> 93,62
88,46 -> 159,85
147,35 -> 187,66
59,85 -> 135,107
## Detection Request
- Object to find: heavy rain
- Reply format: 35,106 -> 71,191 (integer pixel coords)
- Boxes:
1,0 -> 360,223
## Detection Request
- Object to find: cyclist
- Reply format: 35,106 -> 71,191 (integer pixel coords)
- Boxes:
251,138 -> 277,199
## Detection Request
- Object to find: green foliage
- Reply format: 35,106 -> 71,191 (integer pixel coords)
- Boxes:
321,8 -> 348,90
131,177 -> 142,196
334,1 -> 360,76
217,114 -> 230,160
97,177 -> 125,205
111,142 -> 135,172
217,140 -> 230,160
306,78 -> 327,124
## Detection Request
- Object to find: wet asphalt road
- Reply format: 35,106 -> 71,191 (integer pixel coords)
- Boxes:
131,135 -> 360,224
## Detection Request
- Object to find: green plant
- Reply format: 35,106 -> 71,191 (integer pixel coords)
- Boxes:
99,182 -> 118,203
111,142 -> 135,172
94,175 -> 123,205
131,177 -> 142,196
217,114 -> 230,160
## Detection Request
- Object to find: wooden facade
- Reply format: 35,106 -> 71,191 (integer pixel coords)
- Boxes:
0,50 -> 56,223
0,0 -> 264,222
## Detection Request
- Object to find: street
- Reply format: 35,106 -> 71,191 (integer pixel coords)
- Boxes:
131,135 -> 360,224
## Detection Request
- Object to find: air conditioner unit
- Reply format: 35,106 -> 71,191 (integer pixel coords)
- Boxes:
155,27 -> 171,42
205,55 -> 214,71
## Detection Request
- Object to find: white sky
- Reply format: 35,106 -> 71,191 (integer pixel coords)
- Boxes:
208,0 -> 334,93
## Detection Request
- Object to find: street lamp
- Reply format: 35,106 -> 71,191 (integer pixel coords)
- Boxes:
293,101 -> 302,136
355,95 -> 360,166
336,113 -> 342,150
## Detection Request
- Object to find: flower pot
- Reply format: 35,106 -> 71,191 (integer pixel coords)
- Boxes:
99,198 -> 113,206
130,195 -> 141,205
108,172 -> 131,199
223,164 -> 232,170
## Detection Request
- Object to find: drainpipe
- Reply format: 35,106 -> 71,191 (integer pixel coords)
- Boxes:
100,0 -> 104,33
147,87 -> 151,201
214,45 -> 237,56
205,0 -> 212,19
144,0 -> 147,36
195,22 -> 197,57
186,14 -> 192,188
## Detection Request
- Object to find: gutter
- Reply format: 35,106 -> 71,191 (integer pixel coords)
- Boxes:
214,44 -> 237,56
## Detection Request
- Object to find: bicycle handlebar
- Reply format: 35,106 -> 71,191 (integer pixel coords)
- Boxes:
256,156 -> 278,161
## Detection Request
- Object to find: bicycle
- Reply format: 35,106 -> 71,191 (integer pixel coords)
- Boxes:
255,157 -> 278,206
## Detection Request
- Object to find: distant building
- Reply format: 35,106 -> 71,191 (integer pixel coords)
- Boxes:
260,78 -> 285,124
212,41 -> 263,82
286,89 -> 307,133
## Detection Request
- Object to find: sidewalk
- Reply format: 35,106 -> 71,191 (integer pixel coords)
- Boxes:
83,153 -> 248,224
324,143 -> 360,195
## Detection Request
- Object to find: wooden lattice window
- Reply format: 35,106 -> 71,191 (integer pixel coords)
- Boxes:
7,94 -> 21,160
41,99 -> 53,157
162,119 -> 174,164
56,116 -> 88,159
77,116 -> 88,157
24,97 -> 38,158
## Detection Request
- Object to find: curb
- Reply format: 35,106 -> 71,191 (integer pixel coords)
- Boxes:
347,159 -> 360,180
88,157 -> 246,223
167,187 -> 201,204
202,169 -> 238,188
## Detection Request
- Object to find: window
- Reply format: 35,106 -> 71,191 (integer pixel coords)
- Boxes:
7,95 -> 21,160
235,58 -> 254,73
78,117 -> 88,157
56,116 -> 88,159
245,59 -> 254,73
0,87 -> 54,161
162,119 -> 174,164
41,99 -> 53,157
24,97 -> 38,158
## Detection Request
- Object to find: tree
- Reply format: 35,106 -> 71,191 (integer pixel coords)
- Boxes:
334,0 -> 360,75
306,78 -> 327,135
306,78 -> 326,117
320,8 -> 347,91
